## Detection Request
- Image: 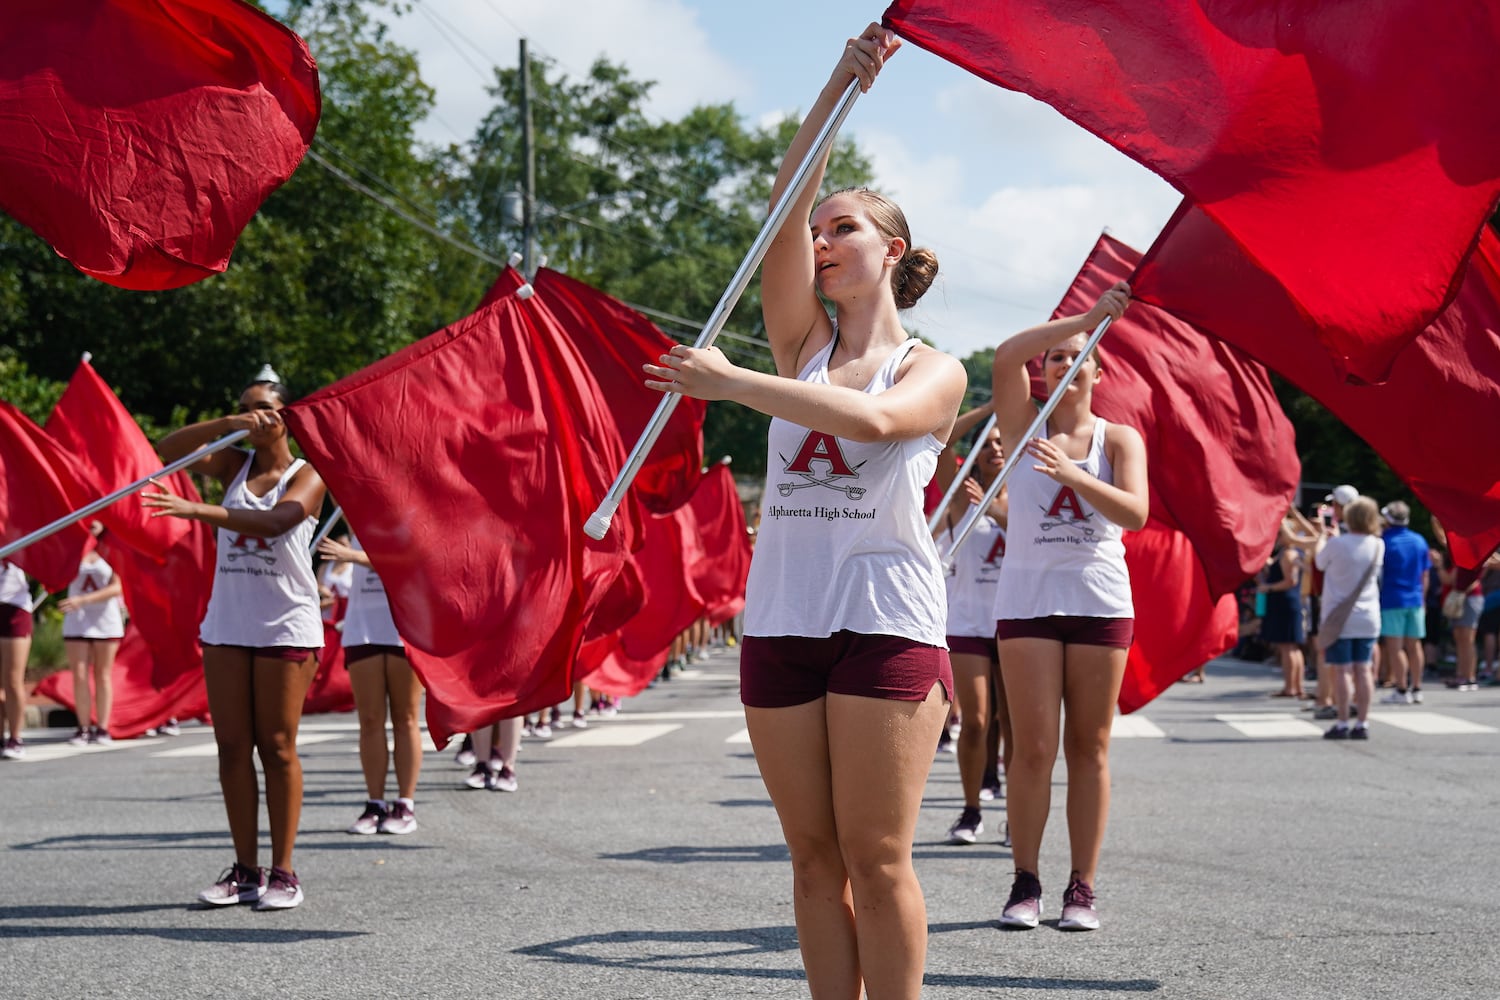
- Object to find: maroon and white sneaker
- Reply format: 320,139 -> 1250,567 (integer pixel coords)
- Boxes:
379,800 -> 417,835
1058,875 -> 1101,931
253,867 -> 303,910
198,862 -> 266,906
1000,870 -> 1043,929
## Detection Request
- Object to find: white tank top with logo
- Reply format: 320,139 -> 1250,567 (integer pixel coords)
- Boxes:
63,555 -> 124,639
199,453 -> 323,647
341,534 -> 402,647
745,337 -> 948,646
941,502 -> 1006,638
994,418 -> 1133,620
0,560 -> 33,612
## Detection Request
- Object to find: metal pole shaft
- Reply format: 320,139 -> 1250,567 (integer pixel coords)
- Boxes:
942,316 -> 1116,566
309,505 -> 345,553
584,78 -> 863,540
926,412 -> 998,534
0,430 -> 250,561
520,38 -> 536,278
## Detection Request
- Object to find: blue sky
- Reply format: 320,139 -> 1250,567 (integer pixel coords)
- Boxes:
369,0 -> 1181,359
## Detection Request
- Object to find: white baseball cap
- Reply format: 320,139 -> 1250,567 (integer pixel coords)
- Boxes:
1324,484 -> 1358,505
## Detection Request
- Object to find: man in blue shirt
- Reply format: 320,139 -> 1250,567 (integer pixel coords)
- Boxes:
1379,501 -> 1431,704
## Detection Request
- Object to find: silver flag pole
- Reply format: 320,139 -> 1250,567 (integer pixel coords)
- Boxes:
584,78 -> 863,541
309,505 -> 345,552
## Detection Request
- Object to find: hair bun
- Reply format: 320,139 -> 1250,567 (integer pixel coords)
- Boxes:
894,246 -> 939,310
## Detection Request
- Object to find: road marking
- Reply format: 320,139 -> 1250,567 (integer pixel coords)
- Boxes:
15,737 -> 162,763
1111,714 -> 1165,738
1367,711 -> 1497,735
1215,713 -> 1324,738
547,724 -> 682,748
725,728 -> 752,744
598,710 -> 744,722
150,732 -> 345,758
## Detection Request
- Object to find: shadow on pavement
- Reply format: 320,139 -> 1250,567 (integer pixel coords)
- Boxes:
9,830 -> 225,851
599,843 -> 789,864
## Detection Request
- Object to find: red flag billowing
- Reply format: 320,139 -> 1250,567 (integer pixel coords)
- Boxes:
484,266 -> 707,513
883,0 -> 1500,382
685,462 -> 752,626
1139,208 -> 1500,569
284,284 -> 639,747
0,0 -> 320,289
0,402 -> 93,591
46,359 -> 190,559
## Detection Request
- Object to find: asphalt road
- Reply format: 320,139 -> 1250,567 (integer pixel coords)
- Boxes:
2,650 -> 1496,1000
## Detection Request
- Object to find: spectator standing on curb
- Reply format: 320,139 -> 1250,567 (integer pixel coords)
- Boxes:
1314,497 -> 1383,740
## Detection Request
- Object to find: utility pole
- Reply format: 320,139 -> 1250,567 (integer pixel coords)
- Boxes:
519,38 -> 537,278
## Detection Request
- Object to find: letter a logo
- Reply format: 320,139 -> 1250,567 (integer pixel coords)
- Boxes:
784,431 -> 856,478
1045,486 -> 1086,522
984,531 -> 1007,564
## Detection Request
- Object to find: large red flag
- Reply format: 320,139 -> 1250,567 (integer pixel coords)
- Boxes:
45,359 -> 190,559
883,0 -> 1500,382
284,284 -> 638,748
0,0 -> 320,289
484,266 -> 707,513
1047,233 -> 1301,599
617,506 -> 706,662
1139,208 -> 1500,570
0,402 -> 93,591
684,462 -> 752,626
36,626 -> 209,739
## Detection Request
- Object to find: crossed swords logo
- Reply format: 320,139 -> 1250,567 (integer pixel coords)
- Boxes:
227,547 -> 277,566
1037,505 -> 1096,538
776,455 -> 869,500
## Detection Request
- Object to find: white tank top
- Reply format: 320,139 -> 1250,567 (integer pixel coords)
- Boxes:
994,418 -> 1133,620
62,555 -> 124,639
941,502 -> 1006,638
321,561 -> 354,600
745,337 -> 948,646
0,561 -> 32,612
340,535 -> 401,647
199,453 -> 323,647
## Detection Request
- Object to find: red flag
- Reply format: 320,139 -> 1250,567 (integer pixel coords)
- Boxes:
883,0 -> 1500,382
35,626 -> 209,739
97,485 -> 215,690
583,643 -> 671,701
1047,233 -> 1301,599
485,266 -> 707,513
284,285 -> 638,747
0,0 -> 320,289
0,402 -> 93,590
618,506 -> 706,662
1119,524 -> 1238,713
301,623 -> 352,715
46,359 -> 190,559
684,463 -> 752,625
1139,207 -> 1500,570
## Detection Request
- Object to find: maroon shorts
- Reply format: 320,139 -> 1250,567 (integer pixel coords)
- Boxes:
740,631 -> 953,709
344,643 -> 406,666
0,604 -> 33,638
995,616 -> 1134,649
203,643 -> 320,663
947,635 -> 998,661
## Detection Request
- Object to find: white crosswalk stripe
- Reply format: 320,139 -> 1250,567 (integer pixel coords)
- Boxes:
1216,713 -> 1326,738
547,723 -> 682,748
1365,710 -> 1497,735
150,732 -> 344,759
725,727 -> 752,744
1111,714 -> 1166,738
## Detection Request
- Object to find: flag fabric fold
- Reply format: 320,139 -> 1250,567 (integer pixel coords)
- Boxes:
685,462 -> 752,626
0,402 -> 93,591
284,283 -> 638,747
0,0 -> 321,289
46,359 -> 190,560
484,266 -> 707,513
1138,207 -> 1500,569
882,0 -> 1500,382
